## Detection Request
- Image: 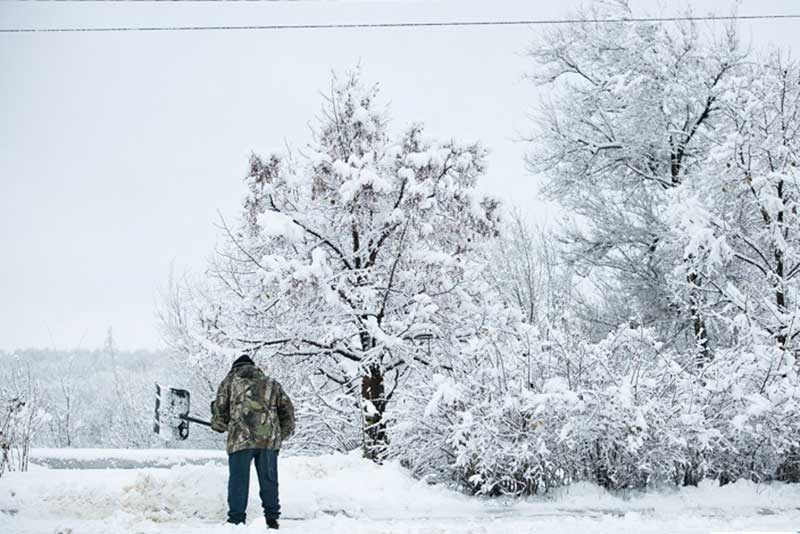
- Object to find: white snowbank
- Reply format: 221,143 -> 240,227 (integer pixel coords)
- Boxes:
28,447 -> 226,469
2,449 -> 799,534
31,447 -> 226,462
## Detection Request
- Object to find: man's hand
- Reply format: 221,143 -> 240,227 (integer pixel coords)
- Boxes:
211,422 -> 227,434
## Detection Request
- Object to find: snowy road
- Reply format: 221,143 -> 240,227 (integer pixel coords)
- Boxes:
2,450 -> 799,534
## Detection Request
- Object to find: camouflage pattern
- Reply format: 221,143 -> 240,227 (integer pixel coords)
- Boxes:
210,361 -> 295,454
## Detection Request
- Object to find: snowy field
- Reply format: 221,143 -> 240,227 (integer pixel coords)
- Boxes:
1,449 -> 798,534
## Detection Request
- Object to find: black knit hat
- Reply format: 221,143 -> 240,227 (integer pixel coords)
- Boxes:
231,354 -> 255,369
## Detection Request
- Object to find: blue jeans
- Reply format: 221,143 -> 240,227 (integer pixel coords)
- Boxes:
227,448 -> 280,523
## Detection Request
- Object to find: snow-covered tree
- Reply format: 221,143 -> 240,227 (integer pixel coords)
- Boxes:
163,69 -> 500,459
664,55 -> 800,482
668,57 -> 800,353
486,210 -> 571,327
392,315 -> 697,494
527,1 -> 746,360
43,352 -> 79,448
524,2 -> 800,487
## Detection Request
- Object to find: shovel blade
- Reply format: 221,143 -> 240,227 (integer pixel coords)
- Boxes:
154,383 -> 191,441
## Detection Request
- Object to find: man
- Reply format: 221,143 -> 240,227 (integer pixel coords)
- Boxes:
211,354 -> 295,530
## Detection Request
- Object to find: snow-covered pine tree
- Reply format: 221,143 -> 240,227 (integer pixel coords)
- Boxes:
163,69 -> 500,459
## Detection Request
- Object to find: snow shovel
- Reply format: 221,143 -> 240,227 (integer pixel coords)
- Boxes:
153,383 -> 212,441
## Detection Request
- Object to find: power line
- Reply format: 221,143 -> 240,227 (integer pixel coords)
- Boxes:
6,0 -> 312,2
1,13 -> 799,33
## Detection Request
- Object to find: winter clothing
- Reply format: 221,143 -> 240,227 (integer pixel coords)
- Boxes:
232,354 -> 255,367
210,358 -> 295,454
211,356 -> 294,526
266,518 -> 280,530
227,448 -> 281,524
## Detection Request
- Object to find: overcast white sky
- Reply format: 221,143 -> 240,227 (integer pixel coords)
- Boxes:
1,0 -> 799,352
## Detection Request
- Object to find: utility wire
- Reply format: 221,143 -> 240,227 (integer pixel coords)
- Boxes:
1,13 -> 799,33
5,0 -> 316,2
6,0 -> 323,2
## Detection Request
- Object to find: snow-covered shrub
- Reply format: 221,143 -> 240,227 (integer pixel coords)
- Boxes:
390,315 -> 799,494
0,358 -> 48,475
677,345 -> 800,484
390,321 -> 664,494
444,375 -> 575,495
385,283 -> 546,493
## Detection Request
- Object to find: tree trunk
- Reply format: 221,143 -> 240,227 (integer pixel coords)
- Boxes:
361,364 -> 387,461
775,179 -> 787,349
688,271 -> 712,368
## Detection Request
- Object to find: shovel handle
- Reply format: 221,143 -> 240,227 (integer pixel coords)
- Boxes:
181,414 -> 212,427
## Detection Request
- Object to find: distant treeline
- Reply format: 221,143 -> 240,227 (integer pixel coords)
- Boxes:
0,340 -> 224,452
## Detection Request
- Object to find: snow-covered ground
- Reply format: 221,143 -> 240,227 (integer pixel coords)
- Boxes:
2,449 -> 799,534
26,447 -> 227,469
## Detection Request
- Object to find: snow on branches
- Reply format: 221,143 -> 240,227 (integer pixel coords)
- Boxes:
522,2 -> 800,490
162,7 -> 800,493
164,68 -> 501,459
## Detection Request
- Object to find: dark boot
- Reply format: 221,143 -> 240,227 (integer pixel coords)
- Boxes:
266,518 -> 279,530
